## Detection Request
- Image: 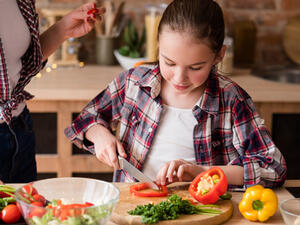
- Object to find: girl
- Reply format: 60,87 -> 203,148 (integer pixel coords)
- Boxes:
0,0 -> 105,183
65,0 -> 287,188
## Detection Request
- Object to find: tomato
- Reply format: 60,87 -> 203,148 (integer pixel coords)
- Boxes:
31,201 -> 44,207
29,207 -> 46,218
129,183 -> 168,197
33,194 -> 46,206
1,204 -> 21,224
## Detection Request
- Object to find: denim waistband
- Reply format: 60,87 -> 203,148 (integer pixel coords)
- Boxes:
0,106 -> 29,130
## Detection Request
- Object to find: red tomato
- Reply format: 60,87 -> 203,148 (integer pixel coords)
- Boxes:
29,207 -> 46,218
31,201 -> 44,207
1,204 -> 21,224
32,194 -> 46,205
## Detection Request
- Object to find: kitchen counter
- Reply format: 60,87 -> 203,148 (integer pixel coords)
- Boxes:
10,182 -> 294,225
23,65 -> 300,184
25,66 -> 300,102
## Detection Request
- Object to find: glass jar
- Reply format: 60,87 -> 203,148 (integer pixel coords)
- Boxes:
217,36 -> 234,76
145,3 -> 167,62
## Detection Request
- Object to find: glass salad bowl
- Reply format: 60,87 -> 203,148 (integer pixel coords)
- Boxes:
15,177 -> 120,225
279,198 -> 300,225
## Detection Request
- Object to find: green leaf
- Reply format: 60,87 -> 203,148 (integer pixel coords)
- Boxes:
129,50 -> 140,58
118,45 -> 130,56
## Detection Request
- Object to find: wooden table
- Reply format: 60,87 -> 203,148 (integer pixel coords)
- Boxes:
24,65 -> 300,186
10,183 -> 294,225
107,183 -> 294,225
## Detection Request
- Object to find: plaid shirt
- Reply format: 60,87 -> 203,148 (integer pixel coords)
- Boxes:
0,0 -> 44,124
65,65 -> 287,188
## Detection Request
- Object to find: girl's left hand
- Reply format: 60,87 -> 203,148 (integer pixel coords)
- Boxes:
60,2 -> 105,39
156,159 -> 207,186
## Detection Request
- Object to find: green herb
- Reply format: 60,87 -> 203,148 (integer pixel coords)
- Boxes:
128,194 -> 222,224
219,192 -> 232,200
0,197 -> 16,210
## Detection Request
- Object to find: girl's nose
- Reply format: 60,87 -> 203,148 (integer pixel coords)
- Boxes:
173,68 -> 187,84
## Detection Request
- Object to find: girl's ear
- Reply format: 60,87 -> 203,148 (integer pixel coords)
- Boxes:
214,45 -> 226,65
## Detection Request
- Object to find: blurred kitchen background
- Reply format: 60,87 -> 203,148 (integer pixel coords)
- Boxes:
29,0 -> 300,196
35,0 -> 300,68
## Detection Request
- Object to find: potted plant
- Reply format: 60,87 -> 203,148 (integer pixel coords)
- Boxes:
114,19 -> 146,70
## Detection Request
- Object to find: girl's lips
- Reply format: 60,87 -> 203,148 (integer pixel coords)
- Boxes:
173,83 -> 190,90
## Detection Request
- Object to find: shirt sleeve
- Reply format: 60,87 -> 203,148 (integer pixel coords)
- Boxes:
64,70 -> 128,152
230,97 -> 287,188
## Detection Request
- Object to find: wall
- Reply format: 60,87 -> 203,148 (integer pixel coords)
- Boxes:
36,0 -> 300,68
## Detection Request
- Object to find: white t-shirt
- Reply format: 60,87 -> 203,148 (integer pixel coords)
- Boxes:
143,104 -> 197,180
0,0 -> 31,122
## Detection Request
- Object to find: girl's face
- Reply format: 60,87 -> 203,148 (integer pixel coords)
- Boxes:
158,29 -> 224,96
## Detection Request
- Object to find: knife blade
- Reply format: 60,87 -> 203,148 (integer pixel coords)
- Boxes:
118,156 -> 159,190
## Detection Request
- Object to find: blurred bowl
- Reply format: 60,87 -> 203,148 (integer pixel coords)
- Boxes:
15,177 -> 120,225
280,198 -> 300,225
114,50 -> 146,70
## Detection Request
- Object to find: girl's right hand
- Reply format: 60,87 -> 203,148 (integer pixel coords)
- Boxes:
85,124 -> 127,170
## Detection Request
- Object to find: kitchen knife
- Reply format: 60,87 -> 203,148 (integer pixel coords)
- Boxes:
118,156 -> 159,190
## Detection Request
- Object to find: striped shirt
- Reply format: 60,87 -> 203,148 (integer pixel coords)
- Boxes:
65,65 -> 287,188
0,0 -> 44,124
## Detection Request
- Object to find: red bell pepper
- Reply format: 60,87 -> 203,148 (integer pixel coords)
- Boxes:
188,167 -> 228,204
129,183 -> 168,197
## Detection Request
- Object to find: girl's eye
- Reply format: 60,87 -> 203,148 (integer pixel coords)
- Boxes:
165,61 -> 175,66
189,67 -> 202,71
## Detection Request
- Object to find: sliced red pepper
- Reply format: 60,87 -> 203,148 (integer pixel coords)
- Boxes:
22,184 -> 38,196
0,191 -> 13,198
129,183 -> 168,197
188,167 -> 228,204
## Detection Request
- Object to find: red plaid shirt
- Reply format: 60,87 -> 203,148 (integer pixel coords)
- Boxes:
65,65 -> 287,188
0,0 -> 44,123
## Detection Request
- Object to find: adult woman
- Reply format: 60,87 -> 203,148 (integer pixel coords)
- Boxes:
0,0 -> 104,183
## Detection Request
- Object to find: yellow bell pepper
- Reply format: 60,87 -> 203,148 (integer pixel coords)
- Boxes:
238,185 -> 278,222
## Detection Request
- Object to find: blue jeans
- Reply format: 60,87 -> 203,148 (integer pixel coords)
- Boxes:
0,107 -> 37,183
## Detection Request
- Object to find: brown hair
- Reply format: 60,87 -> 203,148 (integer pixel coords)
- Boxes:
158,0 -> 225,54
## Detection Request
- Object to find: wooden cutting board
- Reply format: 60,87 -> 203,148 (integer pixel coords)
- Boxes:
110,183 -> 233,225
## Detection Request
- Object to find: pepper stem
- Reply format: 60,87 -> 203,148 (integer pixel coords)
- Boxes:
252,200 -> 264,211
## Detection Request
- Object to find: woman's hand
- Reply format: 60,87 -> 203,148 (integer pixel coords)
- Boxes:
156,159 -> 207,185
40,2 -> 105,60
85,124 -> 126,170
60,2 -> 105,39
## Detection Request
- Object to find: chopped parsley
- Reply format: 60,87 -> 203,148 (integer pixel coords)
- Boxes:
128,194 -> 221,224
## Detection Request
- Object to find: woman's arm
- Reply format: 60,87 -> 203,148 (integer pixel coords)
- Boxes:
40,3 -> 105,61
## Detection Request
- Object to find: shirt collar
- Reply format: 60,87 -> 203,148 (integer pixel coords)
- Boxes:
195,71 -> 220,115
136,65 -> 162,99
